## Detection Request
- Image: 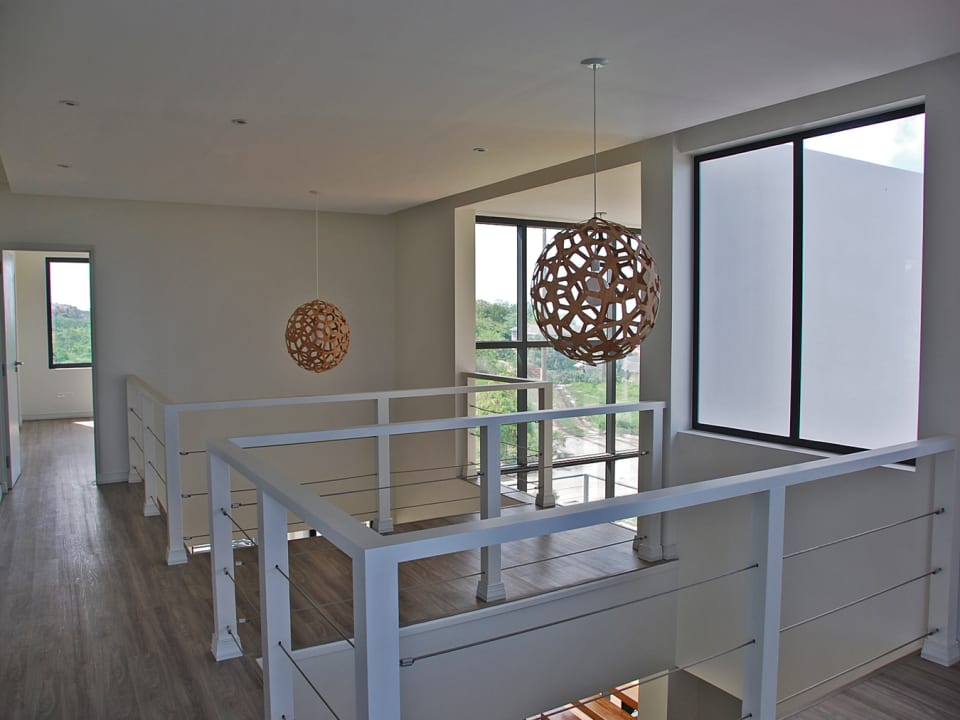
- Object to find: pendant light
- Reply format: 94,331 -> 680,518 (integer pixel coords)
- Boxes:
529,58 -> 660,366
284,191 -> 350,372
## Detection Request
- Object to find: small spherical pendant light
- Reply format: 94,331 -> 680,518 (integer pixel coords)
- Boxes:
285,192 -> 350,372
530,58 -> 660,365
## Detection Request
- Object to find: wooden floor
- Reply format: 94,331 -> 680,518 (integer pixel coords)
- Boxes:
3,420 -> 959,720
0,420 -> 264,720
787,652 -> 960,720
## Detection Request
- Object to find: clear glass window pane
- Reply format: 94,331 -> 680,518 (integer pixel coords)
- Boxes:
552,461 -> 606,507
525,226 -> 558,342
48,260 -> 92,366
697,143 -> 794,435
476,223 -> 518,342
615,352 -> 641,452
800,114 -> 924,447
529,346 -> 606,460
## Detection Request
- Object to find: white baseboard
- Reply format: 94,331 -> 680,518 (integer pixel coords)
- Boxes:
97,470 -> 128,485
23,412 -> 94,421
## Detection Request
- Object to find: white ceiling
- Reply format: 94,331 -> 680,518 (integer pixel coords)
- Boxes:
1,1 -> 958,215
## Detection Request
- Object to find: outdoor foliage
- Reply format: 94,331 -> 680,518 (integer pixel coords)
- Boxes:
51,303 -> 92,365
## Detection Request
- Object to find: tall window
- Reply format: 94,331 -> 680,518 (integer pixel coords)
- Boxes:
46,258 -> 92,368
694,106 -> 924,452
476,217 -> 642,505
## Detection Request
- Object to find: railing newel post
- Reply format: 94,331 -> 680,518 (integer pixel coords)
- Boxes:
209,450 -> 242,661
164,406 -> 188,565
354,548 -> 401,720
372,398 -> 394,534
259,489 -> 294,719
477,421 -> 506,601
536,384 -> 556,508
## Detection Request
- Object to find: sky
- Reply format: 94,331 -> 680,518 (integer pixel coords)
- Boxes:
805,113 -> 924,172
49,261 -> 91,311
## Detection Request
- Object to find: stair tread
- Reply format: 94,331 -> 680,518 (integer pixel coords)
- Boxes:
574,697 -> 634,720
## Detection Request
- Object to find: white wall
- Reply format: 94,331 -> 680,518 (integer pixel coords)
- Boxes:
13,250 -> 93,419
0,193 -> 397,483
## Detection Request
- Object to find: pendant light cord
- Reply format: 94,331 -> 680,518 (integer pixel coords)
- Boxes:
314,191 -> 320,299
592,63 -> 598,218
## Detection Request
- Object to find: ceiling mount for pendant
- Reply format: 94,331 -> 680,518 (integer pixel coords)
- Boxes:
528,57 -> 661,366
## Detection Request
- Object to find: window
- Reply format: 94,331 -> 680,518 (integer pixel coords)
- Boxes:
475,217 -> 642,504
694,107 -> 924,452
46,258 -> 92,368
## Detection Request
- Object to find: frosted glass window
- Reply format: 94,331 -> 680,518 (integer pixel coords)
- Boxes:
694,107 -> 924,452
697,144 -> 794,435
800,118 -> 923,447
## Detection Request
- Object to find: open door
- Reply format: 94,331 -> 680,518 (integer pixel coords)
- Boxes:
0,250 -> 22,492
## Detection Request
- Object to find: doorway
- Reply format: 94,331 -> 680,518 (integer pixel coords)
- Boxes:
0,250 -> 96,495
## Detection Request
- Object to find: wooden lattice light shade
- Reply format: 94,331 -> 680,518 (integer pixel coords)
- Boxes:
285,299 -> 350,372
530,216 -> 660,366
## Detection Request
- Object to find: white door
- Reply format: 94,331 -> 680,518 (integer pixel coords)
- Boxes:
0,250 -> 22,492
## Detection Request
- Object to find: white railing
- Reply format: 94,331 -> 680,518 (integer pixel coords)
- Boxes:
206,406 -> 959,720
126,373 -> 556,565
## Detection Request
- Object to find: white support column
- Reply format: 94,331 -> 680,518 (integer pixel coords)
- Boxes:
259,490 -> 295,720
141,394 -> 160,518
354,549 -> 401,720
371,398 -> 394,534
164,407 -> 188,565
635,406 -> 665,561
922,449 -> 960,666
477,424 -> 506,602
209,451 -> 242,661
741,487 -> 786,720
536,385 -> 556,508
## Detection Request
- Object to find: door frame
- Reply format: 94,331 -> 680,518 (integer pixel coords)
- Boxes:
0,243 -> 99,485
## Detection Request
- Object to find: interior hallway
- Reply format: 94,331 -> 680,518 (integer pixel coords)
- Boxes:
0,420 -> 263,719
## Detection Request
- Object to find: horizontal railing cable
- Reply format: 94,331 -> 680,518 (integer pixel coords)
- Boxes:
146,461 -> 166,485
225,625 -> 245,654
776,630 -> 938,705
274,565 -> 355,648
222,568 -> 260,625
221,508 -> 258,547
278,640 -> 341,720
399,563 -> 758,666
128,406 -> 143,421
289,536 -> 641,613
129,435 -> 144,453
780,569 -> 940,633
144,425 -> 165,447
784,508 -> 944,559
131,465 -> 144,482
538,639 -> 756,719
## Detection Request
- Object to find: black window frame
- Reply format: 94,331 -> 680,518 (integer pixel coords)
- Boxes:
45,256 -> 92,369
475,215 -> 642,494
692,104 -> 925,455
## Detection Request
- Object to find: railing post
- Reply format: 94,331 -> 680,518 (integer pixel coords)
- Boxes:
354,548 -> 401,720
635,406 -> 665,560
742,487 -> 786,720
372,398 -> 394,534
477,423 -> 507,601
209,451 -> 242,661
259,489 -> 294,720
141,393 -> 160,518
922,449 -> 960,666
126,380 -> 144,485
536,385 -> 556,508
164,407 -> 188,565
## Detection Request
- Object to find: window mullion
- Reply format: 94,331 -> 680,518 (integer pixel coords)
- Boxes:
789,139 -> 804,440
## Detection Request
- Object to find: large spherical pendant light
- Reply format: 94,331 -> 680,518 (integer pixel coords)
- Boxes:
530,58 -> 660,366
530,215 -> 659,365
285,192 -> 350,372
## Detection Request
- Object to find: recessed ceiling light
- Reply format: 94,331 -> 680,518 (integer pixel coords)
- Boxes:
56,163 -> 71,169
472,147 -> 488,153
58,99 -> 79,107
231,118 -> 248,126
